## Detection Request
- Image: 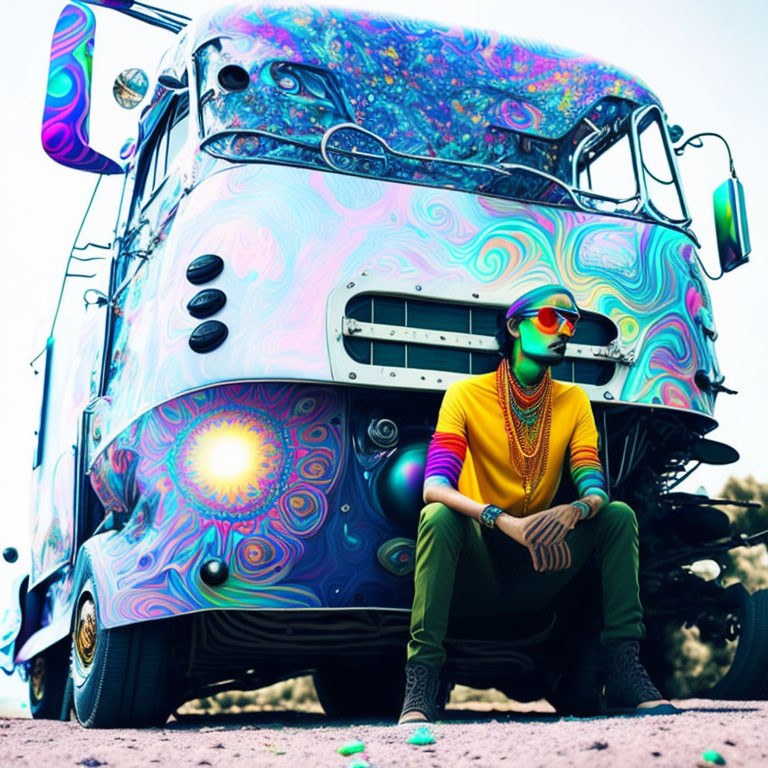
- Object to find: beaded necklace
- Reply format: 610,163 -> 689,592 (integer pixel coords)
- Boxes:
496,358 -> 552,516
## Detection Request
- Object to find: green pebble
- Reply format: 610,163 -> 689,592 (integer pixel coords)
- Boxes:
407,726 -> 436,745
348,759 -> 371,768
338,740 -> 366,756
702,750 -> 726,765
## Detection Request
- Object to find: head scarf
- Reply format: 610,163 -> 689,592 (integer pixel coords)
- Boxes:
505,284 -> 579,321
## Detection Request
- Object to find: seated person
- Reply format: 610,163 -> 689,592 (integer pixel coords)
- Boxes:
398,284 -> 676,723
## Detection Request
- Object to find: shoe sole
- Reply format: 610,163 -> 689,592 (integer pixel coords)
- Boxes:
605,703 -> 681,716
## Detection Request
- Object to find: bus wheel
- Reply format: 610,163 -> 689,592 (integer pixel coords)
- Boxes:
646,584 -> 768,700
71,552 -> 170,728
29,638 -> 73,720
708,586 -> 768,699
314,664 -> 404,719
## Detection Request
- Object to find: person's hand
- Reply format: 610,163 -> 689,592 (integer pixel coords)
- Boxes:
494,510 -> 573,572
521,504 -> 583,548
529,541 -> 572,572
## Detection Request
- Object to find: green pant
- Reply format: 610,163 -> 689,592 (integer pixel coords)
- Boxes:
407,501 -> 646,670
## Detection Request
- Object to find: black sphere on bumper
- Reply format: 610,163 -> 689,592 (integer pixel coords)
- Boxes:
201,559 -> 229,586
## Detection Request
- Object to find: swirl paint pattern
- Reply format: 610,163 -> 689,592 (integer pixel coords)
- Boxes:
87,382 -> 357,625
101,162 -> 717,458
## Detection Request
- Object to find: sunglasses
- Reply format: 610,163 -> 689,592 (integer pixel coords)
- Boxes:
517,306 -> 580,334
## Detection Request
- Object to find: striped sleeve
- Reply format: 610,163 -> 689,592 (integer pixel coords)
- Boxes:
424,432 -> 467,492
423,383 -> 468,497
569,390 -> 609,506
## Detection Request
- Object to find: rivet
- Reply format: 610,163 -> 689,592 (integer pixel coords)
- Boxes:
348,372 -> 357,380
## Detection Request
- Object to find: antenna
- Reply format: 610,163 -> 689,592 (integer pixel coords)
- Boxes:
82,1 -> 190,34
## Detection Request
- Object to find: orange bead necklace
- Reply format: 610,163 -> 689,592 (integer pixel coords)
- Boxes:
496,358 -> 552,516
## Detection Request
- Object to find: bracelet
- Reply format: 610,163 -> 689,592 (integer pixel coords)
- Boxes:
480,504 -> 505,529
572,500 -> 591,520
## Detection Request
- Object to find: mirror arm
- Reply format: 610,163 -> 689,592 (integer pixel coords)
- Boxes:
674,132 -> 737,179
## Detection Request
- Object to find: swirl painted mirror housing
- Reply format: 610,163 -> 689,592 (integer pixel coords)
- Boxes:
42,3 -> 123,174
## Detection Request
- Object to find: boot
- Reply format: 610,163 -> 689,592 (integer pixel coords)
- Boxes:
397,662 -> 440,725
602,640 -> 679,715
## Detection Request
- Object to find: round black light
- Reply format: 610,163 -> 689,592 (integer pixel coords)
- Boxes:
186,254 -> 224,285
201,558 -> 229,586
2,547 -> 18,564
187,289 -> 227,319
218,64 -> 251,92
189,320 -> 228,353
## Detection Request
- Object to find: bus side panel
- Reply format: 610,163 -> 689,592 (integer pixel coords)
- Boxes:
30,312 -> 105,587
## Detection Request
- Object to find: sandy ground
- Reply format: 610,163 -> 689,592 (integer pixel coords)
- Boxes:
2,700 -> 767,768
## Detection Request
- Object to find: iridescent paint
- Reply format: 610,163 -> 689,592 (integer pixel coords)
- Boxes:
42,3 -> 123,174
99,162 -> 717,457
87,382 -> 416,627
23,3 -> 724,643
195,4 -> 657,155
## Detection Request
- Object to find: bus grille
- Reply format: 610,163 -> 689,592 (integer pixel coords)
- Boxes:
342,293 -> 618,386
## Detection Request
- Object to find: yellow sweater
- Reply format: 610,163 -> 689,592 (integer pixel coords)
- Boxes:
424,370 -> 607,516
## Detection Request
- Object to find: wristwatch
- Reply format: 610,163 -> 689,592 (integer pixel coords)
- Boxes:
572,500 -> 591,520
480,504 -> 506,529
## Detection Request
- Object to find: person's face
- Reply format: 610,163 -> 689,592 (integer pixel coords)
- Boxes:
507,292 -> 579,365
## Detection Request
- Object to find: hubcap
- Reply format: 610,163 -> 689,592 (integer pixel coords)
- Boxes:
75,595 -> 97,667
30,657 -> 45,702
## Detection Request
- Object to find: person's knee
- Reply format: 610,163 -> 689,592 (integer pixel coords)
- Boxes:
419,502 -> 466,537
600,501 -> 638,532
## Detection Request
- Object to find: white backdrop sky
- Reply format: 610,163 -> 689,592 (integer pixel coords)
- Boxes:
0,0 -> 766,580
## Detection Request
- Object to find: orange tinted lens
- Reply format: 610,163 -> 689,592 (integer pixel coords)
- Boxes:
536,306 -> 559,332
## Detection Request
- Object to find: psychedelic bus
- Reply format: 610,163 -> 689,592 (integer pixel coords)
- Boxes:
1,1 -> 764,727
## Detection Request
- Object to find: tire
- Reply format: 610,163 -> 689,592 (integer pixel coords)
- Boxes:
647,584 -> 768,700
314,664 -> 405,719
71,551 -> 171,728
29,638 -> 73,720
709,586 -> 768,699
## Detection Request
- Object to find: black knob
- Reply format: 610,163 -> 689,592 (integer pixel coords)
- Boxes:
189,320 -> 228,353
187,254 -> 224,285
187,289 -> 227,319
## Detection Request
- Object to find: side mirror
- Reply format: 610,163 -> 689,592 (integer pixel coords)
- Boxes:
113,68 -> 149,109
42,3 -> 124,174
713,178 -> 751,273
